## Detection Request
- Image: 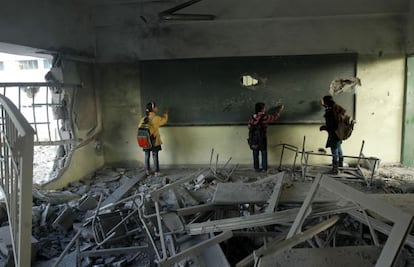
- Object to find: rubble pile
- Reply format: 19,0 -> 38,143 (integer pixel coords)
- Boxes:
2,161 -> 414,266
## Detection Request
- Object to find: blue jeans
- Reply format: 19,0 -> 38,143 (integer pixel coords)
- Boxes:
145,150 -> 159,172
253,149 -> 268,171
330,142 -> 343,162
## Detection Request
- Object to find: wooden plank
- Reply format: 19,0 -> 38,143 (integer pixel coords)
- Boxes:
287,173 -> 322,238
265,172 -> 285,213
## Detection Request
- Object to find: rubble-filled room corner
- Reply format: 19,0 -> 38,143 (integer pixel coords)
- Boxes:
13,150 -> 413,266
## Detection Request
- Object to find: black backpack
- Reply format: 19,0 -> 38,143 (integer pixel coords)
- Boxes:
248,117 -> 265,150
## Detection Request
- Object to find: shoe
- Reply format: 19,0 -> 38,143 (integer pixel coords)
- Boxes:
154,172 -> 162,177
146,170 -> 153,176
254,168 -> 262,173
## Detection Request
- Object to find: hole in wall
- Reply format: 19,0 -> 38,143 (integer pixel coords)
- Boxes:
240,73 -> 267,90
0,50 -> 74,184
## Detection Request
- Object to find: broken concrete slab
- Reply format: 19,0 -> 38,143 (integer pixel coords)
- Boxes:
237,216 -> 340,267
0,225 -> 38,262
52,205 -> 74,231
212,182 -> 272,204
33,251 -> 77,267
347,209 -> 414,248
213,179 -> 341,205
177,233 -> 231,267
32,188 -> 80,204
370,193 -> 414,215
151,170 -> 204,201
27,166 -> 414,266
78,194 -> 98,211
299,174 -> 413,267
101,173 -> 145,207
259,245 -> 381,267
162,212 -> 185,233
279,182 -> 340,203
158,231 -> 233,267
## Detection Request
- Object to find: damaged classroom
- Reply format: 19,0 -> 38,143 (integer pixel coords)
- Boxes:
1,0 -> 414,267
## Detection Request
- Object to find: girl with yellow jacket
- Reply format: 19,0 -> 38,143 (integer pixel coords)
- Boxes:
138,101 -> 168,176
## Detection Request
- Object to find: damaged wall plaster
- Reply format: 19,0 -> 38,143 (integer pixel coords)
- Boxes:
96,63 -> 142,167
43,60 -> 104,190
65,56 -> 403,178
39,55 -> 406,190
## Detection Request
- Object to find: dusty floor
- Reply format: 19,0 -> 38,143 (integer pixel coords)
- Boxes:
24,160 -> 414,266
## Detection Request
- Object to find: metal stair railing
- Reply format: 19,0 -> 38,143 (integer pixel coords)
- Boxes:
0,94 -> 34,267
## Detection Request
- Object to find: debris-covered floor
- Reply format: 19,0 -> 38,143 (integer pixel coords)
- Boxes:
2,160 -> 414,267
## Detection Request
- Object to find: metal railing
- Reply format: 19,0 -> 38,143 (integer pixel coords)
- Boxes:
0,94 -> 34,267
0,82 -> 76,146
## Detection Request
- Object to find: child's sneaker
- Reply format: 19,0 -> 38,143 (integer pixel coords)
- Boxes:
146,170 -> 153,176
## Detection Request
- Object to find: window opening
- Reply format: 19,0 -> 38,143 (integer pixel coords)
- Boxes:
18,60 -> 38,70
43,59 -> 52,69
0,52 -> 76,184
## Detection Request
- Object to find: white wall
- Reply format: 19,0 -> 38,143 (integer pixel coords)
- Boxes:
353,55 -> 405,163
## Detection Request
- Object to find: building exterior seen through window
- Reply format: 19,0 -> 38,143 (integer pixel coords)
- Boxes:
0,52 -> 70,183
18,59 -> 38,70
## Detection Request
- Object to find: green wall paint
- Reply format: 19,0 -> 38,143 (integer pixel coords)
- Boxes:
47,55 -> 407,189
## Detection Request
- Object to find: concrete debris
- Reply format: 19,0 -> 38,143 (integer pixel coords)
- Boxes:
329,77 -> 361,96
259,246 -> 383,267
3,157 -> 413,267
78,195 -> 99,211
52,205 -> 75,231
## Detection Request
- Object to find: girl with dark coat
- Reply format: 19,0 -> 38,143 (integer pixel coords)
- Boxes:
320,95 -> 345,174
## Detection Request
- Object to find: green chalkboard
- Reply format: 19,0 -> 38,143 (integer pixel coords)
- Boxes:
141,54 -> 356,125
